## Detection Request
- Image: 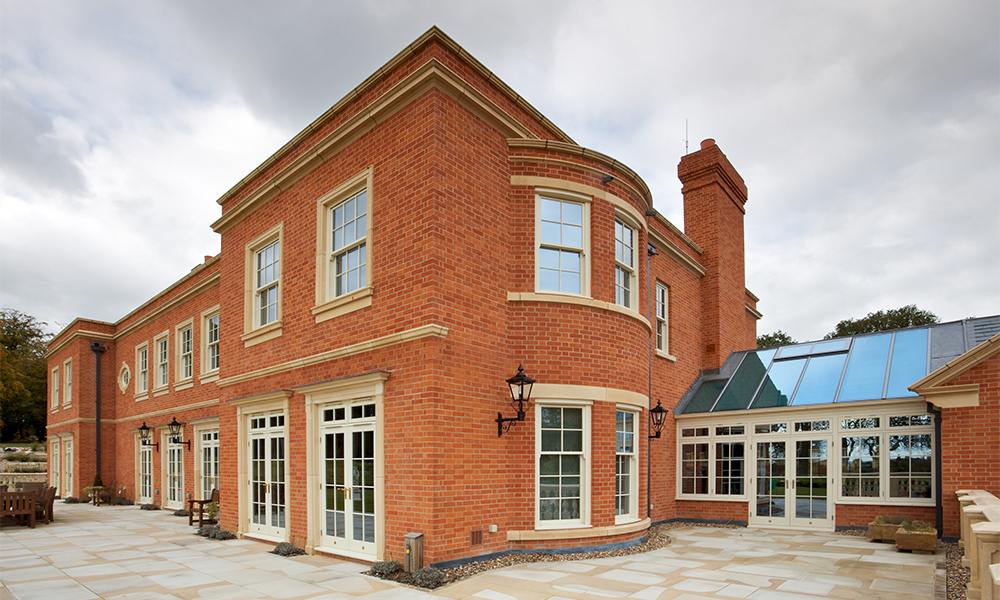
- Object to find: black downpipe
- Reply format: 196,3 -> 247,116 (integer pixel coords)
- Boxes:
91,342 -> 106,481
928,401 -> 943,539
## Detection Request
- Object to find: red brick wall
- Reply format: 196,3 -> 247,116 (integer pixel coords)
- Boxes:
940,352 -> 1000,537
47,34 -> 759,566
675,499 -> 748,523
836,503 -> 936,530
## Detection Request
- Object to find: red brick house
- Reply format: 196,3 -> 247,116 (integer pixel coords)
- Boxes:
45,28 -> 998,566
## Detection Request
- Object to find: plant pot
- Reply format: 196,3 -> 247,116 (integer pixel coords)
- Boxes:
895,529 -> 937,553
867,516 -> 907,542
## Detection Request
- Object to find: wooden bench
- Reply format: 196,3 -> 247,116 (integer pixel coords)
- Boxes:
1,491 -> 37,528
189,488 -> 219,527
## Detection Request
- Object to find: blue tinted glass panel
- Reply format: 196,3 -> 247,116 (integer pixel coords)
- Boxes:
810,339 -> 851,354
886,329 -> 928,398
755,349 -> 778,367
837,334 -> 892,402
776,344 -> 812,358
791,353 -> 847,406
714,353 -> 770,411
683,380 -> 726,414
752,358 -> 806,409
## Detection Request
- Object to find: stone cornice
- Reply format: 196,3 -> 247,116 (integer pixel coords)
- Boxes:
212,58 -> 540,234
217,324 -> 449,387
507,139 -> 652,213
648,228 -> 706,279
213,27 -> 573,214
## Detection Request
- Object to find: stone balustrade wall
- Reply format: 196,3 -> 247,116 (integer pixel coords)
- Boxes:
957,490 -> 1000,600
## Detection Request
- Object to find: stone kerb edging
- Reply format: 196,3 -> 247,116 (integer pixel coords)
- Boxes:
957,490 -> 1000,600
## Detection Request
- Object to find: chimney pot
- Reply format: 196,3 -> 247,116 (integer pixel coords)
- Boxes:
700,139 -> 716,150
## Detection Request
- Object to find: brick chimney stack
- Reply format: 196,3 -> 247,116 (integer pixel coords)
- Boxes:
679,139 -> 751,370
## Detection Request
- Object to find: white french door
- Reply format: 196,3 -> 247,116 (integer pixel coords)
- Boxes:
751,436 -> 832,529
201,430 -> 220,499
64,439 -> 73,498
139,445 -> 153,504
320,402 -> 377,557
165,440 -> 184,509
51,440 -> 60,496
248,413 -> 286,538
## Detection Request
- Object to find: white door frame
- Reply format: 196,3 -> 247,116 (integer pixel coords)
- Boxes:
246,412 -> 287,539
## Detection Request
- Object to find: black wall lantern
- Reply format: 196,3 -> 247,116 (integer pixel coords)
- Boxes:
167,417 -> 192,450
138,421 -> 159,452
649,400 -> 668,439
496,365 -> 535,437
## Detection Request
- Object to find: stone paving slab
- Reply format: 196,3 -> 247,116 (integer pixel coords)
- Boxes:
1,503 -> 941,600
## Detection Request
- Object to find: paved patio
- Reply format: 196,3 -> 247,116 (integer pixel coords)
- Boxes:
1,503 -> 943,600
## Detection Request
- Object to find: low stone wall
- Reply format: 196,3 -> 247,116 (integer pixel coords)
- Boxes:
957,489 -> 1000,600
1,473 -> 48,491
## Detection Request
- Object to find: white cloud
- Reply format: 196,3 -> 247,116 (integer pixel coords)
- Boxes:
1,0 -> 996,342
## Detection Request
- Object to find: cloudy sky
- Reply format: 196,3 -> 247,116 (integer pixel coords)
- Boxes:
2,0 -> 997,342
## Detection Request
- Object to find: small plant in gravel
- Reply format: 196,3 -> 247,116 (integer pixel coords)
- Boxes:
140,503 -> 160,511
370,561 -> 402,576
63,496 -> 90,504
195,525 -> 236,540
210,529 -> 236,540
271,542 -> 306,557
173,509 -> 190,517
413,567 -> 444,589
114,497 -> 134,505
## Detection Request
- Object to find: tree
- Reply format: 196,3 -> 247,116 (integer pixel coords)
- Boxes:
824,305 -> 939,340
0,308 -> 51,442
757,330 -> 797,348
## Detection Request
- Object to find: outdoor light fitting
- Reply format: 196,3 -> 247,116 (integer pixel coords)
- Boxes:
167,417 -> 192,450
649,400 -> 668,439
138,421 -> 159,452
496,365 -> 535,437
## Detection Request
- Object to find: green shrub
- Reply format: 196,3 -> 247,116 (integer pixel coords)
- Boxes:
9,464 -> 45,473
901,517 -> 935,533
5,452 -> 43,462
413,567 -> 444,588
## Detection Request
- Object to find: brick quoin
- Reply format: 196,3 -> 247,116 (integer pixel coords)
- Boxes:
46,26 -> 995,566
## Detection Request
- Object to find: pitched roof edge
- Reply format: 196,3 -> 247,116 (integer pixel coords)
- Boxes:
910,331 -> 1000,391
214,26 -> 574,209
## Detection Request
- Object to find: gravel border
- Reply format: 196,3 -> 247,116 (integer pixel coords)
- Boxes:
371,521 -> 743,588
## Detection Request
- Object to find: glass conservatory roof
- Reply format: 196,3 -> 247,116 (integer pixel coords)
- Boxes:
677,316 -> 1000,415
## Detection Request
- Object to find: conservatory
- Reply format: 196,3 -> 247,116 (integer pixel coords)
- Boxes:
673,316 -> 997,530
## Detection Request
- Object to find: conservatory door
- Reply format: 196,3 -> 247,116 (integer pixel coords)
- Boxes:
789,438 -> 832,529
751,437 -> 833,529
